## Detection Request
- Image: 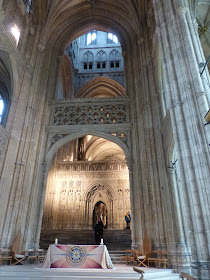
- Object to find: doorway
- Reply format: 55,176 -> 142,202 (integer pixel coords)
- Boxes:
93,201 -> 107,229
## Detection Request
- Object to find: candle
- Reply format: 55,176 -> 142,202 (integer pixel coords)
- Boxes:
100,238 -> 103,244
55,238 -> 58,244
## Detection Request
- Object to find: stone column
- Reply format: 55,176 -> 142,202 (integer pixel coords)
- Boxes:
129,33 -> 174,252
153,0 -> 210,278
33,162 -> 51,249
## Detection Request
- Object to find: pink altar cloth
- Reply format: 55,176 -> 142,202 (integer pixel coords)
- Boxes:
40,244 -> 114,269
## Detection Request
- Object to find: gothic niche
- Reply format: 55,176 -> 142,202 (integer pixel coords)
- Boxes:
41,135 -> 130,231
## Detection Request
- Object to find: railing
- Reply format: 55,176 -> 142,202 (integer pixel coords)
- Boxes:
50,97 -> 129,126
181,272 -> 195,280
133,266 -> 144,280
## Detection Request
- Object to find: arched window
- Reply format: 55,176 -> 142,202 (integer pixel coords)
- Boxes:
0,52 -> 12,127
86,31 -> 97,45
109,50 -> 121,69
23,0 -> 32,13
96,50 -> 107,70
0,95 -> 3,124
83,51 -> 94,70
108,33 -> 118,44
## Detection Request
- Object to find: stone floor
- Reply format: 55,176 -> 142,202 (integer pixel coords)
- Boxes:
0,264 -> 181,280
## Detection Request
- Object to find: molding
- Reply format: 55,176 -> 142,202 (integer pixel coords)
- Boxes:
46,130 -> 131,167
50,96 -> 130,105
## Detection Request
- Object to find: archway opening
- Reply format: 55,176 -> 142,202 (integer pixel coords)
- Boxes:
56,30 -> 125,100
93,201 -> 107,229
40,134 -> 131,247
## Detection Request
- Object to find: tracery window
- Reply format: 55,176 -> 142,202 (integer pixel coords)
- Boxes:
0,95 -> 4,124
96,50 -> 107,69
86,31 -> 97,45
109,50 -> 120,69
108,33 -> 118,44
83,51 -> 94,70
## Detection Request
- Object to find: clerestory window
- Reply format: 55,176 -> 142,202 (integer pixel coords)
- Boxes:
86,31 -> 97,45
108,33 -> 118,44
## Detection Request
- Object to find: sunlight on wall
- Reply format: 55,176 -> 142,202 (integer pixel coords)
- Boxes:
11,24 -> 20,46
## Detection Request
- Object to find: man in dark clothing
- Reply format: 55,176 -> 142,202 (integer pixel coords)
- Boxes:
94,223 -> 100,244
98,218 -> 104,239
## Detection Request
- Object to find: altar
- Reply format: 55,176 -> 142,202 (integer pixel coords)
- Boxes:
41,244 -> 114,269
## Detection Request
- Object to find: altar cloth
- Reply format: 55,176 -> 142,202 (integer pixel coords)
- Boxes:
40,244 -> 114,269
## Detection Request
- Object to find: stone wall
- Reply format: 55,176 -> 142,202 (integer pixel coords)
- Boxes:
42,160 -> 130,230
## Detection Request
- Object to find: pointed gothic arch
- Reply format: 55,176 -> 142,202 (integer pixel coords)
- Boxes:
46,130 -> 130,167
74,76 -> 125,98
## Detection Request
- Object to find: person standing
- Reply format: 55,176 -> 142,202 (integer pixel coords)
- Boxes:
125,211 -> 131,229
98,218 -> 104,239
94,222 -> 100,244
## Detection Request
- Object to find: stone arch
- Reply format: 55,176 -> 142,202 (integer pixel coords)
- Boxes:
75,76 -> 125,98
84,181 -> 115,202
32,0 -> 151,251
38,1 -> 141,54
56,53 -> 75,99
83,182 -> 115,229
46,130 -> 130,168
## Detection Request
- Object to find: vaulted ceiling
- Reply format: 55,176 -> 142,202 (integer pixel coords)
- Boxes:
31,0 -> 145,52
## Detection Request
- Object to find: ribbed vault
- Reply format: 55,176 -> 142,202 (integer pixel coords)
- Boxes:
37,0 -> 143,52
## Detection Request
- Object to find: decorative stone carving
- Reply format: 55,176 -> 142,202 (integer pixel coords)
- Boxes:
50,133 -> 63,144
57,160 -> 128,172
75,73 -> 124,91
42,159 -> 129,230
52,102 -> 127,125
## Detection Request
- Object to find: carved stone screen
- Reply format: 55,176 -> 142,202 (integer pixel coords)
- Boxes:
42,160 -> 130,230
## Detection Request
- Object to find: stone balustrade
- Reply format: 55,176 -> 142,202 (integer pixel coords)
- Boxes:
50,97 -> 129,126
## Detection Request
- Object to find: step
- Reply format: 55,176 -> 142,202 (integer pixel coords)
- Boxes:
40,229 -> 132,251
0,264 -> 181,280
